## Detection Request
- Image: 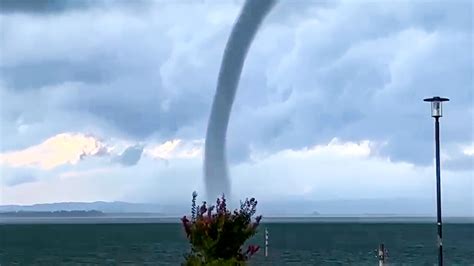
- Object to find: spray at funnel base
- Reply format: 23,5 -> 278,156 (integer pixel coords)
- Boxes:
204,0 -> 276,200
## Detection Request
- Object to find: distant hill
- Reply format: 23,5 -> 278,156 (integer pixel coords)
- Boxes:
1,198 -> 472,217
0,201 -> 163,213
256,198 -> 473,217
0,210 -> 105,217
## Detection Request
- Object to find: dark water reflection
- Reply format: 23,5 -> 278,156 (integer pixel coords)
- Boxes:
1,223 -> 473,265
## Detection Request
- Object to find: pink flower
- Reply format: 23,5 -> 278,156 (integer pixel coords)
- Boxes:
245,245 -> 260,257
181,216 -> 191,237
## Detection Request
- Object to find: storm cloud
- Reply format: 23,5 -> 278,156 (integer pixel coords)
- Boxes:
0,0 -> 472,209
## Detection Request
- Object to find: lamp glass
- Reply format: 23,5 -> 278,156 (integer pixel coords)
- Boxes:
431,101 -> 442,117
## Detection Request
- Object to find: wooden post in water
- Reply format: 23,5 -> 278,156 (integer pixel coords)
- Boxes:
264,228 -> 269,257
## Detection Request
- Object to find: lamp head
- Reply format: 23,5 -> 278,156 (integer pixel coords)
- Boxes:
424,96 -> 449,118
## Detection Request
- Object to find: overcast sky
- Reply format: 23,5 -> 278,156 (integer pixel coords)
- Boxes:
0,0 -> 472,215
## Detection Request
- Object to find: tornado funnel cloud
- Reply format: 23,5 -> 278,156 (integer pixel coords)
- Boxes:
204,0 -> 276,200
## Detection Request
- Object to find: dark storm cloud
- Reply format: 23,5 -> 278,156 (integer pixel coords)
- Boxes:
0,1 -> 233,142
115,145 -> 144,166
0,0 -> 150,14
0,0 -> 89,14
1,59 -> 113,90
227,0 -> 473,166
0,0 -> 472,169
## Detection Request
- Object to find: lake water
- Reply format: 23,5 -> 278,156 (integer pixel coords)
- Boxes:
1,221 -> 473,265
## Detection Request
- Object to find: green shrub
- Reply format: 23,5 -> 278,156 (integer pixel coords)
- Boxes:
181,192 -> 262,265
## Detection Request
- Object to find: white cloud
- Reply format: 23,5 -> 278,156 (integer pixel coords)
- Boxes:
1,138 -> 471,216
0,131 -> 204,170
231,140 -> 473,216
284,138 -> 373,158
463,144 -> 474,156
144,139 -> 203,160
0,132 -> 204,187
0,133 -> 106,169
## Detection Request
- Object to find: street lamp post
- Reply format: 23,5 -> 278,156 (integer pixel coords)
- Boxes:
423,96 -> 449,266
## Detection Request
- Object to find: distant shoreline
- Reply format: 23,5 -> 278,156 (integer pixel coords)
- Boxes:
1,216 -> 473,225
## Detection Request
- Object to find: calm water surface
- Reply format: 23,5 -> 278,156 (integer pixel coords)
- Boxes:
1,222 -> 473,265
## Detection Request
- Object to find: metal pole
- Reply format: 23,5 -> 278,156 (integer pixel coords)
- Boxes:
434,117 -> 443,266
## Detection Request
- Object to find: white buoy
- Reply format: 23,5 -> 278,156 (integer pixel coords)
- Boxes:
264,228 -> 269,257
